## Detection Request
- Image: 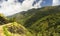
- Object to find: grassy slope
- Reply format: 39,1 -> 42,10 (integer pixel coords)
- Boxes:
0,22 -> 32,36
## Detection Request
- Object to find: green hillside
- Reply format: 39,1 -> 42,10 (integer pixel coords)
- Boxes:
0,14 -> 9,24
2,22 -> 32,36
8,6 -> 60,36
0,14 -> 32,36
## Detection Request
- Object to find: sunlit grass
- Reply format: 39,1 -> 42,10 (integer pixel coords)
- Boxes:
3,26 -> 11,36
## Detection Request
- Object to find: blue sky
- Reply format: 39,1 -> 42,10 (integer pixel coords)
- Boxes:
15,0 -> 24,4
40,0 -> 53,7
0,0 -> 60,16
32,0 -> 40,6
33,0 -> 53,7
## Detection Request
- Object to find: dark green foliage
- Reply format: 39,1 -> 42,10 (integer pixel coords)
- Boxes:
0,15 -> 9,25
7,25 -> 25,34
5,23 -> 26,34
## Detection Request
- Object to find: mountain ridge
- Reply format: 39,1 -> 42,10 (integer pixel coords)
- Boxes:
8,5 -> 60,36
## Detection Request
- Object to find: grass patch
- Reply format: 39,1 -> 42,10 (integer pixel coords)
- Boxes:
3,26 -> 11,36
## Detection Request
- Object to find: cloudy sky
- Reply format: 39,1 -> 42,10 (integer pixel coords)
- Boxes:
0,0 -> 60,16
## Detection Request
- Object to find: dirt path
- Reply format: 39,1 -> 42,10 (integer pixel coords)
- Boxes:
0,26 -> 5,36
0,23 -> 12,36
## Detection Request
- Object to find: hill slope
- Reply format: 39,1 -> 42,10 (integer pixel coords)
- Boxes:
0,14 -> 9,24
0,14 -> 32,36
8,6 -> 60,36
0,22 -> 32,36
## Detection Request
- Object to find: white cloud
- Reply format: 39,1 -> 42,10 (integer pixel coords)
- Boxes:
52,0 -> 60,6
33,0 -> 42,8
21,0 -> 34,11
0,0 -> 22,16
0,0 -> 42,16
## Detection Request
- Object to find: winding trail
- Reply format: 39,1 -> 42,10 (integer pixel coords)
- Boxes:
0,25 -> 5,36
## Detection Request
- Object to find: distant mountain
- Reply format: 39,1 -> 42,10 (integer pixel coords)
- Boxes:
8,6 -> 60,36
